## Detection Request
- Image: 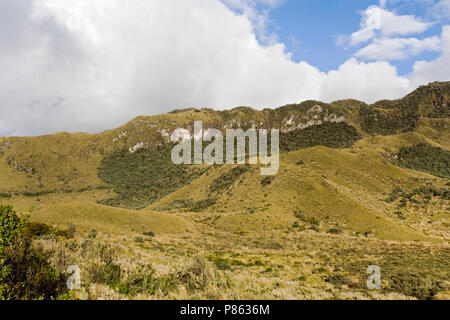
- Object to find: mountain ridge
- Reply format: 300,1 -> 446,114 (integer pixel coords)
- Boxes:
0,81 -> 448,242
1,81 -> 449,300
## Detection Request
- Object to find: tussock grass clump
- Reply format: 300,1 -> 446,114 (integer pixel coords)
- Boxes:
177,256 -> 213,293
261,176 -> 275,187
80,241 -> 122,287
177,256 -> 228,297
116,264 -> 178,296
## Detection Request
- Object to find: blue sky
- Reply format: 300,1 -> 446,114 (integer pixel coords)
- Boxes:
244,0 -> 447,74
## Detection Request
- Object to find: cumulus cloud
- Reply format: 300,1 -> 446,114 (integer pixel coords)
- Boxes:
321,58 -> 410,102
431,0 -> 450,21
411,25 -> 450,85
221,0 -> 284,44
0,0 -> 448,136
350,6 -> 432,46
355,36 -> 441,60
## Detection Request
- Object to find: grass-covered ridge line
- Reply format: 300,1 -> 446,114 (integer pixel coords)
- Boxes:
360,81 -> 449,135
97,144 -> 209,210
395,143 -> 450,179
359,105 -> 419,135
97,122 -> 362,211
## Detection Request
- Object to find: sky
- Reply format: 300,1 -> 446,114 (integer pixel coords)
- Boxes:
1,0 -> 450,136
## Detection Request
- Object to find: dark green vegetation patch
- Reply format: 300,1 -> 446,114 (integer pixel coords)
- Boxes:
0,206 -> 67,300
360,106 -> 419,135
97,145 -> 208,210
209,165 -> 250,195
395,144 -> 450,179
279,122 -> 362,152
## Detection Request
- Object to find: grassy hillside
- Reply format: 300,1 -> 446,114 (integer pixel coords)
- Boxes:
0,81 -> 448,300
0,82 -> 447,236
97,144 -> 209,209
395,144 -> 450,179
151,144 -> 450,241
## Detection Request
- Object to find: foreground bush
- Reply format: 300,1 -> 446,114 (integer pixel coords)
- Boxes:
0,205 -> 67,300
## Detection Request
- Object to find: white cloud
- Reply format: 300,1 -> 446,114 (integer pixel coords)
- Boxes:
350,6 -> 432,46
0,0 -> 322,135
431,0 -> 450,21
221,0 -> 284,44
0,0 -> 448,136
351,28 -> 376,46
411,25 -> 450,85
322,58 -> 410,102
355,36 -> 441,60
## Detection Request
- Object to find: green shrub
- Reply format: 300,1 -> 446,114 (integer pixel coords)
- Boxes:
24,222 -> 52,238
134,236 -> 144,243
209,165 -> 250,194
360,105 -> 419,135
0,205 -> 25,248
0,237 -> 67,300
88,229 -> 98,239
293,209 -> 305,220
0,206 -> 67,300
156,198 -> 195,211
98,145 -> 208,209
398,199 -> 408,208
395,144 -> 450,179
328,228 -> 343,235
384,187 -> 404,203
388,273 -> 445,300
191,198 -> 217,212
56,224 -> 76,239
261,176 -> 275,187
279,123 -> 362,152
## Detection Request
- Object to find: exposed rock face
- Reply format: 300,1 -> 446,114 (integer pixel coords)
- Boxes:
154,105 -> 347,144
281,105 -> 345,133
112,131 -> 127,142
129,142 -> 148,153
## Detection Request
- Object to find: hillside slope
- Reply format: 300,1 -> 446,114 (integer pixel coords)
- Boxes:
0,81 -> 448,243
